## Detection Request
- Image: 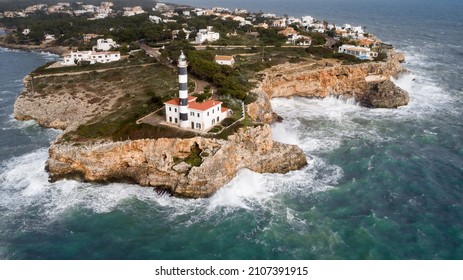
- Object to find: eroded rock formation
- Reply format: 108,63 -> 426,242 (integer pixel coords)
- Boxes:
362,80 -> 410,108
47,125 -> 307,198
247,51 -> 409,122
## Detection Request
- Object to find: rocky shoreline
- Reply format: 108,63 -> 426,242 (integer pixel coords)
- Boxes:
0,37 -> 69,55
13,47 -> 409,198
47,125 -> 307,198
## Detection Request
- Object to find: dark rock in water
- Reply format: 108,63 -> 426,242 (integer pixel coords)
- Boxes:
362,80 -> 410,108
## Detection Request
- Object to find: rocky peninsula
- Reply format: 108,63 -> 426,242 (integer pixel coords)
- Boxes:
13,49 -> 408,198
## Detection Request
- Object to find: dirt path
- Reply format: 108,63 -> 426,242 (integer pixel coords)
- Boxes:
32,63 -> 156,78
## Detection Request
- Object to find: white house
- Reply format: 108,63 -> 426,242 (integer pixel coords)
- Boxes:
61,51 -> 121,66
164,96 -> 230,131
123,6 -> 145,16
352,26 -> 364,34
338,44 -> 378,60
262,13 -> 277,18
194,8 -> 204,16
195,26 -> 220,44
95,38 -> 119,51
272,19 -> 287,28
149,15 -> 163,24
296,35 -> 311,46
215,55 -> 235,66
22,29 -> 31,36
44,34 -> 56,41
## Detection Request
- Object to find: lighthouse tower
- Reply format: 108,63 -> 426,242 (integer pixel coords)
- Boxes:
178,51 -> 189,128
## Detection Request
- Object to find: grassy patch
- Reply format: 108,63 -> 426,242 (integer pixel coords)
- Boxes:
183,144 -> 202,167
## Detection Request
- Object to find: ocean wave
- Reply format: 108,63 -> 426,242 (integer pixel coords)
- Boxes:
0,142 -> 341,230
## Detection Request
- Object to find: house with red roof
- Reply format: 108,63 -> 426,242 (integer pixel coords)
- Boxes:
164,96 -> 231,131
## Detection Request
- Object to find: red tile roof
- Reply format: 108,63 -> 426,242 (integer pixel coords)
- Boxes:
164,96 -> 197,106
188,100 -> 222,111
215,55 -> 234,61
164,96 -> 227,112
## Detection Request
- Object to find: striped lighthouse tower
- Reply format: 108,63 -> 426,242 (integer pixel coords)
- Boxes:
178,51 -> 189,128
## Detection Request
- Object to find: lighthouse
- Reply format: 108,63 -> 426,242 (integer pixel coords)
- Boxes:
178,51 -> 189,128
163,51 -> 231,130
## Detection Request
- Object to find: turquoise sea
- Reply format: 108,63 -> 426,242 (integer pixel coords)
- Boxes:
0,0 -> 462,259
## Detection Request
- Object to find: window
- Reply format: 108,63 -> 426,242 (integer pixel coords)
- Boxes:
212,109 -> 214,113
175,108 -> 177,113
169,107 -> 171,112
217,116 -> 220,122
207,112 -> 209,116
196,123 -> 201,129
197,113 -> 200,117
175,118 -> 178,123
212,119 -> 215,125
169,117 -> 172,122
190,112 -> 194,116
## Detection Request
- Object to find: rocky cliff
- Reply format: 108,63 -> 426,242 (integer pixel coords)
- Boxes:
247,51 -> 408,122
47,125 -> 307,198
14,73 -> 134,131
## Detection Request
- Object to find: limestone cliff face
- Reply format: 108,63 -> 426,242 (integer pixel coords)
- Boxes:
47,125 -> 307,198
247,51 -> 408,122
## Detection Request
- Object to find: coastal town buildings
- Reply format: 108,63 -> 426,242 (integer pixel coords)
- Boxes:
164,52 -> 230,131
149,15 -> 163,24
301,16 -> 314,27
44,34 -> 56,41
94,38 -> 119,51
195,26 -> 220,44
123,6 -> 146,17
338,44 -> 378,60
61,50 -> 120,66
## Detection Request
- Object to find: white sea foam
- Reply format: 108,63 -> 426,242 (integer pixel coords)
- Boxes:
0,142 -> 341,230
208,169 -> 273,211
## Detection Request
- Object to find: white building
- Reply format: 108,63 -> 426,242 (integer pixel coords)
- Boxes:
286,17 -> 301,25
164,96 -> 230,131
301,16 -> 314,27
149,15 -> 163,24
195,26 -> 220,44
164,52 -> 231,131
194,8 -> 204,16
100,2 -> 114,8
44,34 -> 56,41
262,13 -> 277,18
272,19 -> 287,28
352,26 -> 364,34
123,6 -> 146,17
95,38 -> 119,51
61,51 -> 121,66
338,44 -> 378,60
215,55 -> 235,66
22,29 -> 31,36
296,35 -> 312,46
